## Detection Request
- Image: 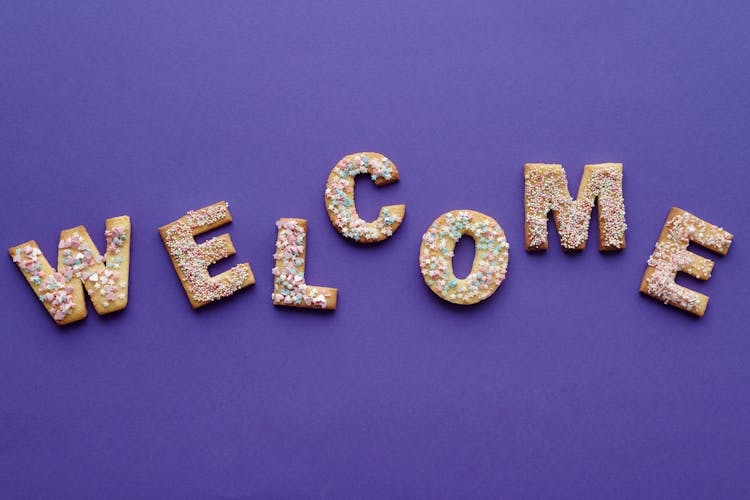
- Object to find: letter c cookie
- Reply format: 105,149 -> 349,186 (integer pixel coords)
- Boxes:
325,152 -> 405,243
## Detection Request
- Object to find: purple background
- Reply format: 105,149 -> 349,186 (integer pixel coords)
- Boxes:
1,1 -> 749,498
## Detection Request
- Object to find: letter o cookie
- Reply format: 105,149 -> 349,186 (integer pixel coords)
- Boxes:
419,210 -> 509,305
325,152 -> 405,243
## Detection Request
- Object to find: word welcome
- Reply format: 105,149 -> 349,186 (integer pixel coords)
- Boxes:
9,153 -> 734,326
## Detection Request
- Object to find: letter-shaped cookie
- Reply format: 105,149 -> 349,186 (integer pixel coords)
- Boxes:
159,201 -> 254,309
524,163 -> 626,251
640,207 -> 733,316
273,218 -> 337,309
420,210 -> 509,305
9,216 -> 131,325
325,152 -> 405,242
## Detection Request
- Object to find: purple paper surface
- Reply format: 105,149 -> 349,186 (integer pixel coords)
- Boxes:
1,1 -> 749,498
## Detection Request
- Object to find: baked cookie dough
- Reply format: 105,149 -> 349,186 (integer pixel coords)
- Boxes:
640,207 -> 733,316
273,218 -> 337,309
325,152 -> 405,243
9,216 -> 131,325
419,210 -> 509,305
159,201 -> 254,309
524,163 -> 626,251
